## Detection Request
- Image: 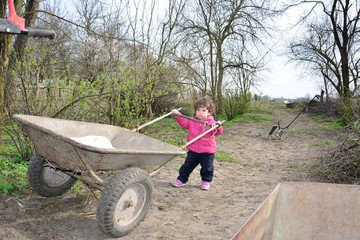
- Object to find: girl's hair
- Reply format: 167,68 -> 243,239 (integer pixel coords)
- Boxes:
194,98 -> 215,113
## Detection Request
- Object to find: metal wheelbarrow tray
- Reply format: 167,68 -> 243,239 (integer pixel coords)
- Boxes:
13,114 -> 185,173
231,182 -> 360,240
13,114 -> 189,238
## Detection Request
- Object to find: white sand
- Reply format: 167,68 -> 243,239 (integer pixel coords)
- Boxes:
70,135 -> 116,149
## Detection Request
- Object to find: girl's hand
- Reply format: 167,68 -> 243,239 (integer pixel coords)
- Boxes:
212,121 -> 222,127
171,109 -> 180,115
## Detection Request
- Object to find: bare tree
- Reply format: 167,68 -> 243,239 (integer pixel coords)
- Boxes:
289,0 -> 360,101
228,44 -> 265,95
178,0 -> 272,113
124,0 -> 185,117
72,0 -> 104,83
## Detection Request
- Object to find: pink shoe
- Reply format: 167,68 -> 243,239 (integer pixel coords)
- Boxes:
172,179 -> 186,187
201,181 -> 210,190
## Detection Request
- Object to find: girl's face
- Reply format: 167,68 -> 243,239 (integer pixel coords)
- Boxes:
196,107 -> 211,120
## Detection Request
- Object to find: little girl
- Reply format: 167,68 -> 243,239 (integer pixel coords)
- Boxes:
171,98 -> 223,190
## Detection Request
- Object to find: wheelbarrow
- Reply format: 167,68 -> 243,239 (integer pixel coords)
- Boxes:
13,112 -> 224,238
231,182 -> 360,240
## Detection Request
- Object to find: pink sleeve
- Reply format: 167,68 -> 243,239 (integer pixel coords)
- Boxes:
175,113 -> 190,129
215,126 -> 223,136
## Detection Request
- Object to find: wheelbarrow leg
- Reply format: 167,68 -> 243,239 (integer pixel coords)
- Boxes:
73,146 -> 104,184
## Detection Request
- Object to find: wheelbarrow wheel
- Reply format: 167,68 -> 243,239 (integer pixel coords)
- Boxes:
96,167 -> 153,237
27,152 -> 77,197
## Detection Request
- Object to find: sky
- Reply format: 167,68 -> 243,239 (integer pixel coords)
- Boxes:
257,55 -> 320,99
255,4 -> 321,99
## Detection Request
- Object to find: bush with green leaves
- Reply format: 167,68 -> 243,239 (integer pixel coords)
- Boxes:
339,96 -> 360,129
222,89 -> 251,120
1,118 -> 33,162
4,44 -> 181,162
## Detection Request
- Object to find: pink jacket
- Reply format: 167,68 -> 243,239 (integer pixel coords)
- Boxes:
176,114 -> 223,154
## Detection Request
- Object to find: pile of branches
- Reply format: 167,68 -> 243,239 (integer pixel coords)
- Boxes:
320,135 -> 360,184
307,98 -> 340,118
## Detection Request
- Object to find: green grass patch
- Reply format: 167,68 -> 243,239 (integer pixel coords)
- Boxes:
0,155 -> 29,196
253,162 -> 265,168
69,180 -> 84,193
302,163 -> 319,168
165,162 -> 181,171
191,207 -> 201,212
281,163 -> 301,171
1,142 -> 19,156
289,120 -> 344,135
311,140 -> 334,147
310,115 -> 345,130
246,113 -> 271,121
317,121 -> 344,130
249,107 -> 272,113
216,151 -> 234,162
311,115 -> 332,122
217,136 -> 230,141
284,107 -> 302,112
346,137 -> 359,142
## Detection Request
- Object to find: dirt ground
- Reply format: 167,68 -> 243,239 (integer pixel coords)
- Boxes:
0,103 -> 349,240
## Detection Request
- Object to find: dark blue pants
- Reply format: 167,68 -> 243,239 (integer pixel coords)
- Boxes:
177,150 -> 214,183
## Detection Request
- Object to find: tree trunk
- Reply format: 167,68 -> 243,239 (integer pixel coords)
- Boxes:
0,0 -> 40,152
217,46 -> 224,114
0,0 -> 16,154
6,0 -> 39,108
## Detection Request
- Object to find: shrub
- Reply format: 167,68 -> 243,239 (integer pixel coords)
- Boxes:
339,96 -> 360,127
222,89 -> 251,120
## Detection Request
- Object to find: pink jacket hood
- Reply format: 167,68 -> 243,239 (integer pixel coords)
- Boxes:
175,114 -> 223,153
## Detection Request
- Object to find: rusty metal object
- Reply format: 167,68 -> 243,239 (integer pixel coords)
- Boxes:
231,182 -> 360,240
14,114 -> 191,237
69,173 -> 104,191
13,114 -> 186,173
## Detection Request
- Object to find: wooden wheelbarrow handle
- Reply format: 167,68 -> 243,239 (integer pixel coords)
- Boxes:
181,120 -> 225,150
133,109 -> 225,150
132,108 -> 182,132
